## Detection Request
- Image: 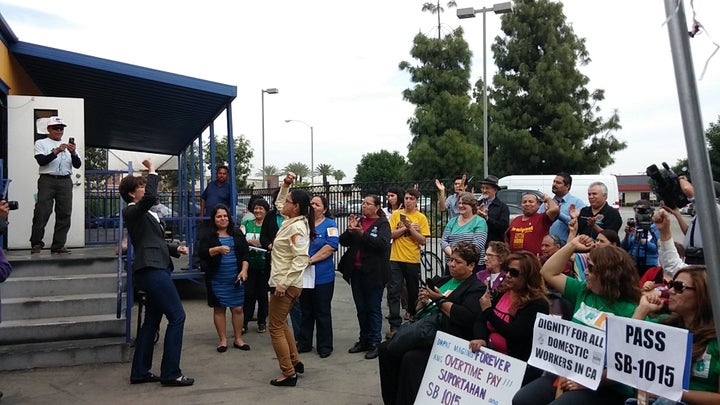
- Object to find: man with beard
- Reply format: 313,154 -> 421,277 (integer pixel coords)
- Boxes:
477,175 -> 510,245
539,172 -> 585,244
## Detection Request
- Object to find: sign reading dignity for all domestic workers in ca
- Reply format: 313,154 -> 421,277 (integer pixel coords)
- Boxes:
528,314 -> 606,389
606,315 -> 691,402
415,331 -> 527,405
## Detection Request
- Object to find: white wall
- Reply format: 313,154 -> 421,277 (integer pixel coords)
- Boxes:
7,96 -> 85,250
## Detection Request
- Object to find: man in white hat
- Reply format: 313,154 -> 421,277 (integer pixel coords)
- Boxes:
30,116 -> 82,254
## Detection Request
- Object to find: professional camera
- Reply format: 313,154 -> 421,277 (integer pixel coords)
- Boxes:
7,201 -> 18,210
634,205 -> 654,231
646,162 -> 689,209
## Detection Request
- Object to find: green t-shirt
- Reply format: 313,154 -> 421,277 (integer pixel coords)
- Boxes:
242,220 -> 265,270
690,338 -> 720,393
415,277 -> 464,319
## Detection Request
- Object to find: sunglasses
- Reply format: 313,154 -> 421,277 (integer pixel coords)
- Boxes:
506,267 -> 521,278
670,280 -> 696,293
50,126 -> 65,131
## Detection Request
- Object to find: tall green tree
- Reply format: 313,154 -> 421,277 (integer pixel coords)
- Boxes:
284,162 -> 310,183
316,163 -> 334,186
705,116 -> 720,181
354,150 -> 409,183
332,169 -> 346,184
400,27 -> 483,180
488,0 -> 625,176
203,135 -> 254,188
84,147 -> 107,170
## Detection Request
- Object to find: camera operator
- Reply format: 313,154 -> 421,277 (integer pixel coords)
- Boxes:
0,199 -> 14,400
679,177 -> 720,265
621,200 -> 659,277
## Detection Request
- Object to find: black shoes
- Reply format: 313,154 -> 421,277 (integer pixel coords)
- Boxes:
257,323 -> 267,333
217,345 -> 227,353
130,373 -> 161,384
270,374 -> 297,387
233,342 -> 251,351
297,346 -> 312,353
348,341 -> 370,353
318,350 -> 332,358
51,247 -> 71,254
365,345 -> 379,360
161,375 -> 195,387
31,245 -> 42,254
294,361 -> 305,374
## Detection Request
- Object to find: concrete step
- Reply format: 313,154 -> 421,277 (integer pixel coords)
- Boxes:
0,314 -> 126,345
2,293 -> 126,321
8,255 -> 121,278
0,337 -> 130,371
0,273 -> 125,299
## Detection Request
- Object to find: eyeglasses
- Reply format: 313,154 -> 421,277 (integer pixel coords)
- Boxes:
50,126 -> 65,131
486,252 -> 499,257
670,280 -> 696,293
506,267 -> 521,278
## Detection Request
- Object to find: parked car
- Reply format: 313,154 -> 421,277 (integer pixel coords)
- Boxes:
329,201 -> 348,217
345,199 -> 364,215
680,203 -> 695,216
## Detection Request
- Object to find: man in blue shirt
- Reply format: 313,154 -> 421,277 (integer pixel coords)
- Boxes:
540,172 -> 585,244
200,165 -> 230,217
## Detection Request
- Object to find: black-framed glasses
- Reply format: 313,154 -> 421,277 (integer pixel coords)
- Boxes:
50,126 -> 65,131
506,267 -> 521,278
670,280 -> 696,293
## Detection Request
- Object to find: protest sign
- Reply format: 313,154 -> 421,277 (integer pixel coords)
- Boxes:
415,331 -> 527,405
606,315 -> 691,402
527,313 -> 605,389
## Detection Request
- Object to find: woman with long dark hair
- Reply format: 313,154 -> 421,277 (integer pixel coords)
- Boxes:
267,172 -> 316,387
198,204 -> 250,352
383,186 -> 405,217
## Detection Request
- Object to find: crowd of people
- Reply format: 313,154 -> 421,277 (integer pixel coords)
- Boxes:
108,165 -> 720,405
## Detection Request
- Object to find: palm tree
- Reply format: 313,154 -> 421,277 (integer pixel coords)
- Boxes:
283,162 -> 310,183
332,169 -> 346,185
422,0 -> 457,39
315,163 -> 334,186
256,165 -> 280,185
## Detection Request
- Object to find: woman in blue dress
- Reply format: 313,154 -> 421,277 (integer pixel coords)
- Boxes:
296,195 -> 339,358
199,204 -> 250,352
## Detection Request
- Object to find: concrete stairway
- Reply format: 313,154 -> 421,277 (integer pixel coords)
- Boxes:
0,247 -> 130,371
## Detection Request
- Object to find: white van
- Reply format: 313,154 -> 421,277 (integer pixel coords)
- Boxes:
498,174 -> 620,209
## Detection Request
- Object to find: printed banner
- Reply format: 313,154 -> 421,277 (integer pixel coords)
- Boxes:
415,331 -> 527,405
606,315 -> 691,402
528,314 -> 605,389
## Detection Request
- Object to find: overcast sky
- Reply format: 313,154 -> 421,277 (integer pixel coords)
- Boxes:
2,1 -> 719,181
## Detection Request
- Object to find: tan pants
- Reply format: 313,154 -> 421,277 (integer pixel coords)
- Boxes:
268,286 -> 302,377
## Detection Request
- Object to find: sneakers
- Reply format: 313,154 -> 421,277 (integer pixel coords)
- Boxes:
31,245 -> 42,254
51,247 -> 71,254
257,323 -> 267,333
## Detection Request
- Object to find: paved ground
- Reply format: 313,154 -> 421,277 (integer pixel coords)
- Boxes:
0,277 -> 385,405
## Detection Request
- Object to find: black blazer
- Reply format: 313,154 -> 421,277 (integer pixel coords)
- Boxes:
433,275 -> 485,341
198,229 -> 250,280
486,198 -> 510,243
338,216 -> 391,286
123,174 -> 180,273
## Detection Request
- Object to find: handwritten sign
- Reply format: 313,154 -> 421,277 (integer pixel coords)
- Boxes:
528,314 -> 605,389
606,315 -> 691,401
415,331 -> 527,405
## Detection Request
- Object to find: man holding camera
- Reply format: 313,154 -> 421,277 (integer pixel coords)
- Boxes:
678,177 -> 720,265
621,200 -> 659,276
30,117 -> 82,255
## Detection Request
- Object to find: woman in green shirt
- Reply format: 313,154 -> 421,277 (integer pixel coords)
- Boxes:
242,198 -> 271,333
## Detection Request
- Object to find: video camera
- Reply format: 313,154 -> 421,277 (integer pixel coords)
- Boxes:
634,205 -> 654,231
646,162 -> 689,209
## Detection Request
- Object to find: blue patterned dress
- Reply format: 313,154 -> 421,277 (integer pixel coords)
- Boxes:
210,236 -> 244,308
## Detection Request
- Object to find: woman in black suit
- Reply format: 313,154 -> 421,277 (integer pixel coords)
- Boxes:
378,242 -> 485,405
339,195 -> 391,360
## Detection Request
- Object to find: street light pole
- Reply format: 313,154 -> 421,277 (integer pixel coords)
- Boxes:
285,119 -> 314,186
261,88 -> 279,188
457,2 -> 513,178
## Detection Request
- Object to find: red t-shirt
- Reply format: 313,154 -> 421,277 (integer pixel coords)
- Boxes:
506,213 -> 553,255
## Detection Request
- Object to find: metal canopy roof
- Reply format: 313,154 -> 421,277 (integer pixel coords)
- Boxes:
9,41 -> 236,156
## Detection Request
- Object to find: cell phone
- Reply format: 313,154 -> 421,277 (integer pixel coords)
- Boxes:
68,137 -> 75,144
425,278 -> 435,291
399,213 -> 407,222
234,279 -> 243,288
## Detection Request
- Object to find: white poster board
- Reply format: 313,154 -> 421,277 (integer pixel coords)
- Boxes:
415,331 -> 527,405
606,315 -> 691,402
527,314 -> 606,389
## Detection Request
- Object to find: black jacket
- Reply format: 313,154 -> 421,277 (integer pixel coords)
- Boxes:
433,275 -> 485,341
486,198 -> 510,244
198,229 -> 250,280
338,216 -> 391,286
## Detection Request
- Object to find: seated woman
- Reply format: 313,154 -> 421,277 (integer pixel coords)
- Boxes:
378,242 -> 484,405
513,235 -> 641,405
470,251 -> 550,386
475,241 -> 510,295
440,191 -> 488,271
631,266 -> 720,405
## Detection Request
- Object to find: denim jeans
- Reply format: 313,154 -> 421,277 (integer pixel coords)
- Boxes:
351,270 -> 384,346
269,286 -> 302,377
298,281 -> 335,354
386,261 -> 420,329
130,268 -> 186,381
